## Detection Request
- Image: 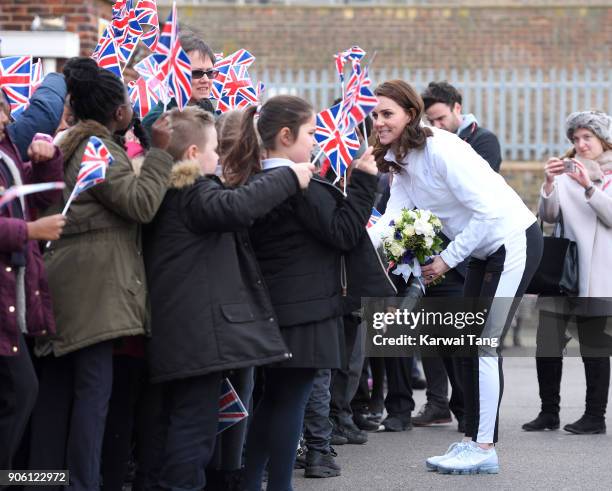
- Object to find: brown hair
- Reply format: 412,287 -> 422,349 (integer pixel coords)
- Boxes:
166,106 -> 215,161
222,95 -> 314,187
216,110 -> 244,166
373,80 -> 433,173
179,34 -> 216,65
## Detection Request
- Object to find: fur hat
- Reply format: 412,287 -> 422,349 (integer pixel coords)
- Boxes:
565,111 -> 612,145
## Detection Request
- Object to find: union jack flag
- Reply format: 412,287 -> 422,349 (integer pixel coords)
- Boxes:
211,50 -> 258,112
135,0 -> 160,51
117,9 -> 142,63
30,59 -> 44,94
339,63 -> 377,132
216,92 -> 256,114
256,81 -> 265,100
315,102 -> 361,179
0,56 -> 32,119
211,49 -> 256,100
92,28 -> 123,80
214,49 -> 255,71
152,1 -> 174,58
217,378 -> 248,434
110,0 -> 133,44
73,136 -> 114,196
154,3 -> 191,109
134,53 -> 164,81
367,207 -> 382,229
334,46 -> 366,83
128,76 -> 161,118
134,54 -> 168,102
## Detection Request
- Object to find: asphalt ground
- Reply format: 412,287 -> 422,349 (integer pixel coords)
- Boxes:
293,355 -> 612,491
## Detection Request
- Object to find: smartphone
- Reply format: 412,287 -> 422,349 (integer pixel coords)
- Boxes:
563,159 -> 576,173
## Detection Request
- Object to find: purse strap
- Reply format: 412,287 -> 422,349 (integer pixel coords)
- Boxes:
536,209 -> 566,238
553,210 -> 566,239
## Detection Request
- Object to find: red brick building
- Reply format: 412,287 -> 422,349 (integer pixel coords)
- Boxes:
0,0 -> 112,57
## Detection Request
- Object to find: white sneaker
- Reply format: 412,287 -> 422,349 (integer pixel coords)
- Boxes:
425,441 -> 472,471
436,444 -> 499,474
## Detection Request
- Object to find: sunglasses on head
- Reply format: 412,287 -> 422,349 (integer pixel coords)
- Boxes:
192,69 -> 219,80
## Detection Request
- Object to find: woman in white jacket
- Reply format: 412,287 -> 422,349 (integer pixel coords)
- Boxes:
368,80 -> 542,475
523,111 -> 612,435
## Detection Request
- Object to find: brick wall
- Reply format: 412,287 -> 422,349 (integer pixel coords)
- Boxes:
1,2 -> 610,70
0,0 -> 112,56
500,162 -> 545,213
173,4 -> 612,70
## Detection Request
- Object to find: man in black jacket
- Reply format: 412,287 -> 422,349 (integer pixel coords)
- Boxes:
421,81 -> 502,172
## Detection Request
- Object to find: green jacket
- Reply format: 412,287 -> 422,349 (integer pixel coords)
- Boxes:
142,99 -> 177,134
41,120 -> 173,356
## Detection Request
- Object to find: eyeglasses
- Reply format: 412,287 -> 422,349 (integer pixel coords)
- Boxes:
192,69 -> 219,80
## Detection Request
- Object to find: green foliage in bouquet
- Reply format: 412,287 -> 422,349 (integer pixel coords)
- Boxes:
381,208 -> 444,266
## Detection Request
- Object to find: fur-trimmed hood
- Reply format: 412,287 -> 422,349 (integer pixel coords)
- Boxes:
58,120 -> 112,167
169,160 -> 203,189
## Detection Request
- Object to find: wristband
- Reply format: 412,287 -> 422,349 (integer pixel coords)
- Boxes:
585,185 -> 594,195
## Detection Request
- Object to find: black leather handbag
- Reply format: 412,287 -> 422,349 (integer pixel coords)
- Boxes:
526,212 -> 579,296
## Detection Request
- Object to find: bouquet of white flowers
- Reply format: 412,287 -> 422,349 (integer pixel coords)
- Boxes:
381,208 -> 444,289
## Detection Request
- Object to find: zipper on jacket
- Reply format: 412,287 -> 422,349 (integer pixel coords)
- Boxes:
340,255 -> 347,297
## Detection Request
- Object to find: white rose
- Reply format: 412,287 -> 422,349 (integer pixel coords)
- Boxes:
424,236 -> 434,248
388,242 -> 406,258
421,210 -> 432,221
403,224 -> 415,237
414,218 -> 434,237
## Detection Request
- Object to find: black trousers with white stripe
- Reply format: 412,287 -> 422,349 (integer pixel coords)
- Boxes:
461,222 -> 542,443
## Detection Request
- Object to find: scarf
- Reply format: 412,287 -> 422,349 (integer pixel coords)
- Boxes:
577,150 -> 612,188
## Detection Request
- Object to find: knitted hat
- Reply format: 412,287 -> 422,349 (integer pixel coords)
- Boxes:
565,110 -> 612,145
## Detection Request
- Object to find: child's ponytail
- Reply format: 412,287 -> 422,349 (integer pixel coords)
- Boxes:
223,105 -> 261,187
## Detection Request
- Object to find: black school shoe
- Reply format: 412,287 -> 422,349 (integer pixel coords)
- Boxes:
332,421 -> 368,444
354,412 -> 381,431
382,415 -> 412,432
304,449 -> 341,478
522,412 -> 560,431
563,414 -> 606,435
412,403 -> 452,426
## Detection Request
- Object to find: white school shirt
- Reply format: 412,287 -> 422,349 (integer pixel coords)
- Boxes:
368,128 -> 535,268
261,157 -> 294,170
